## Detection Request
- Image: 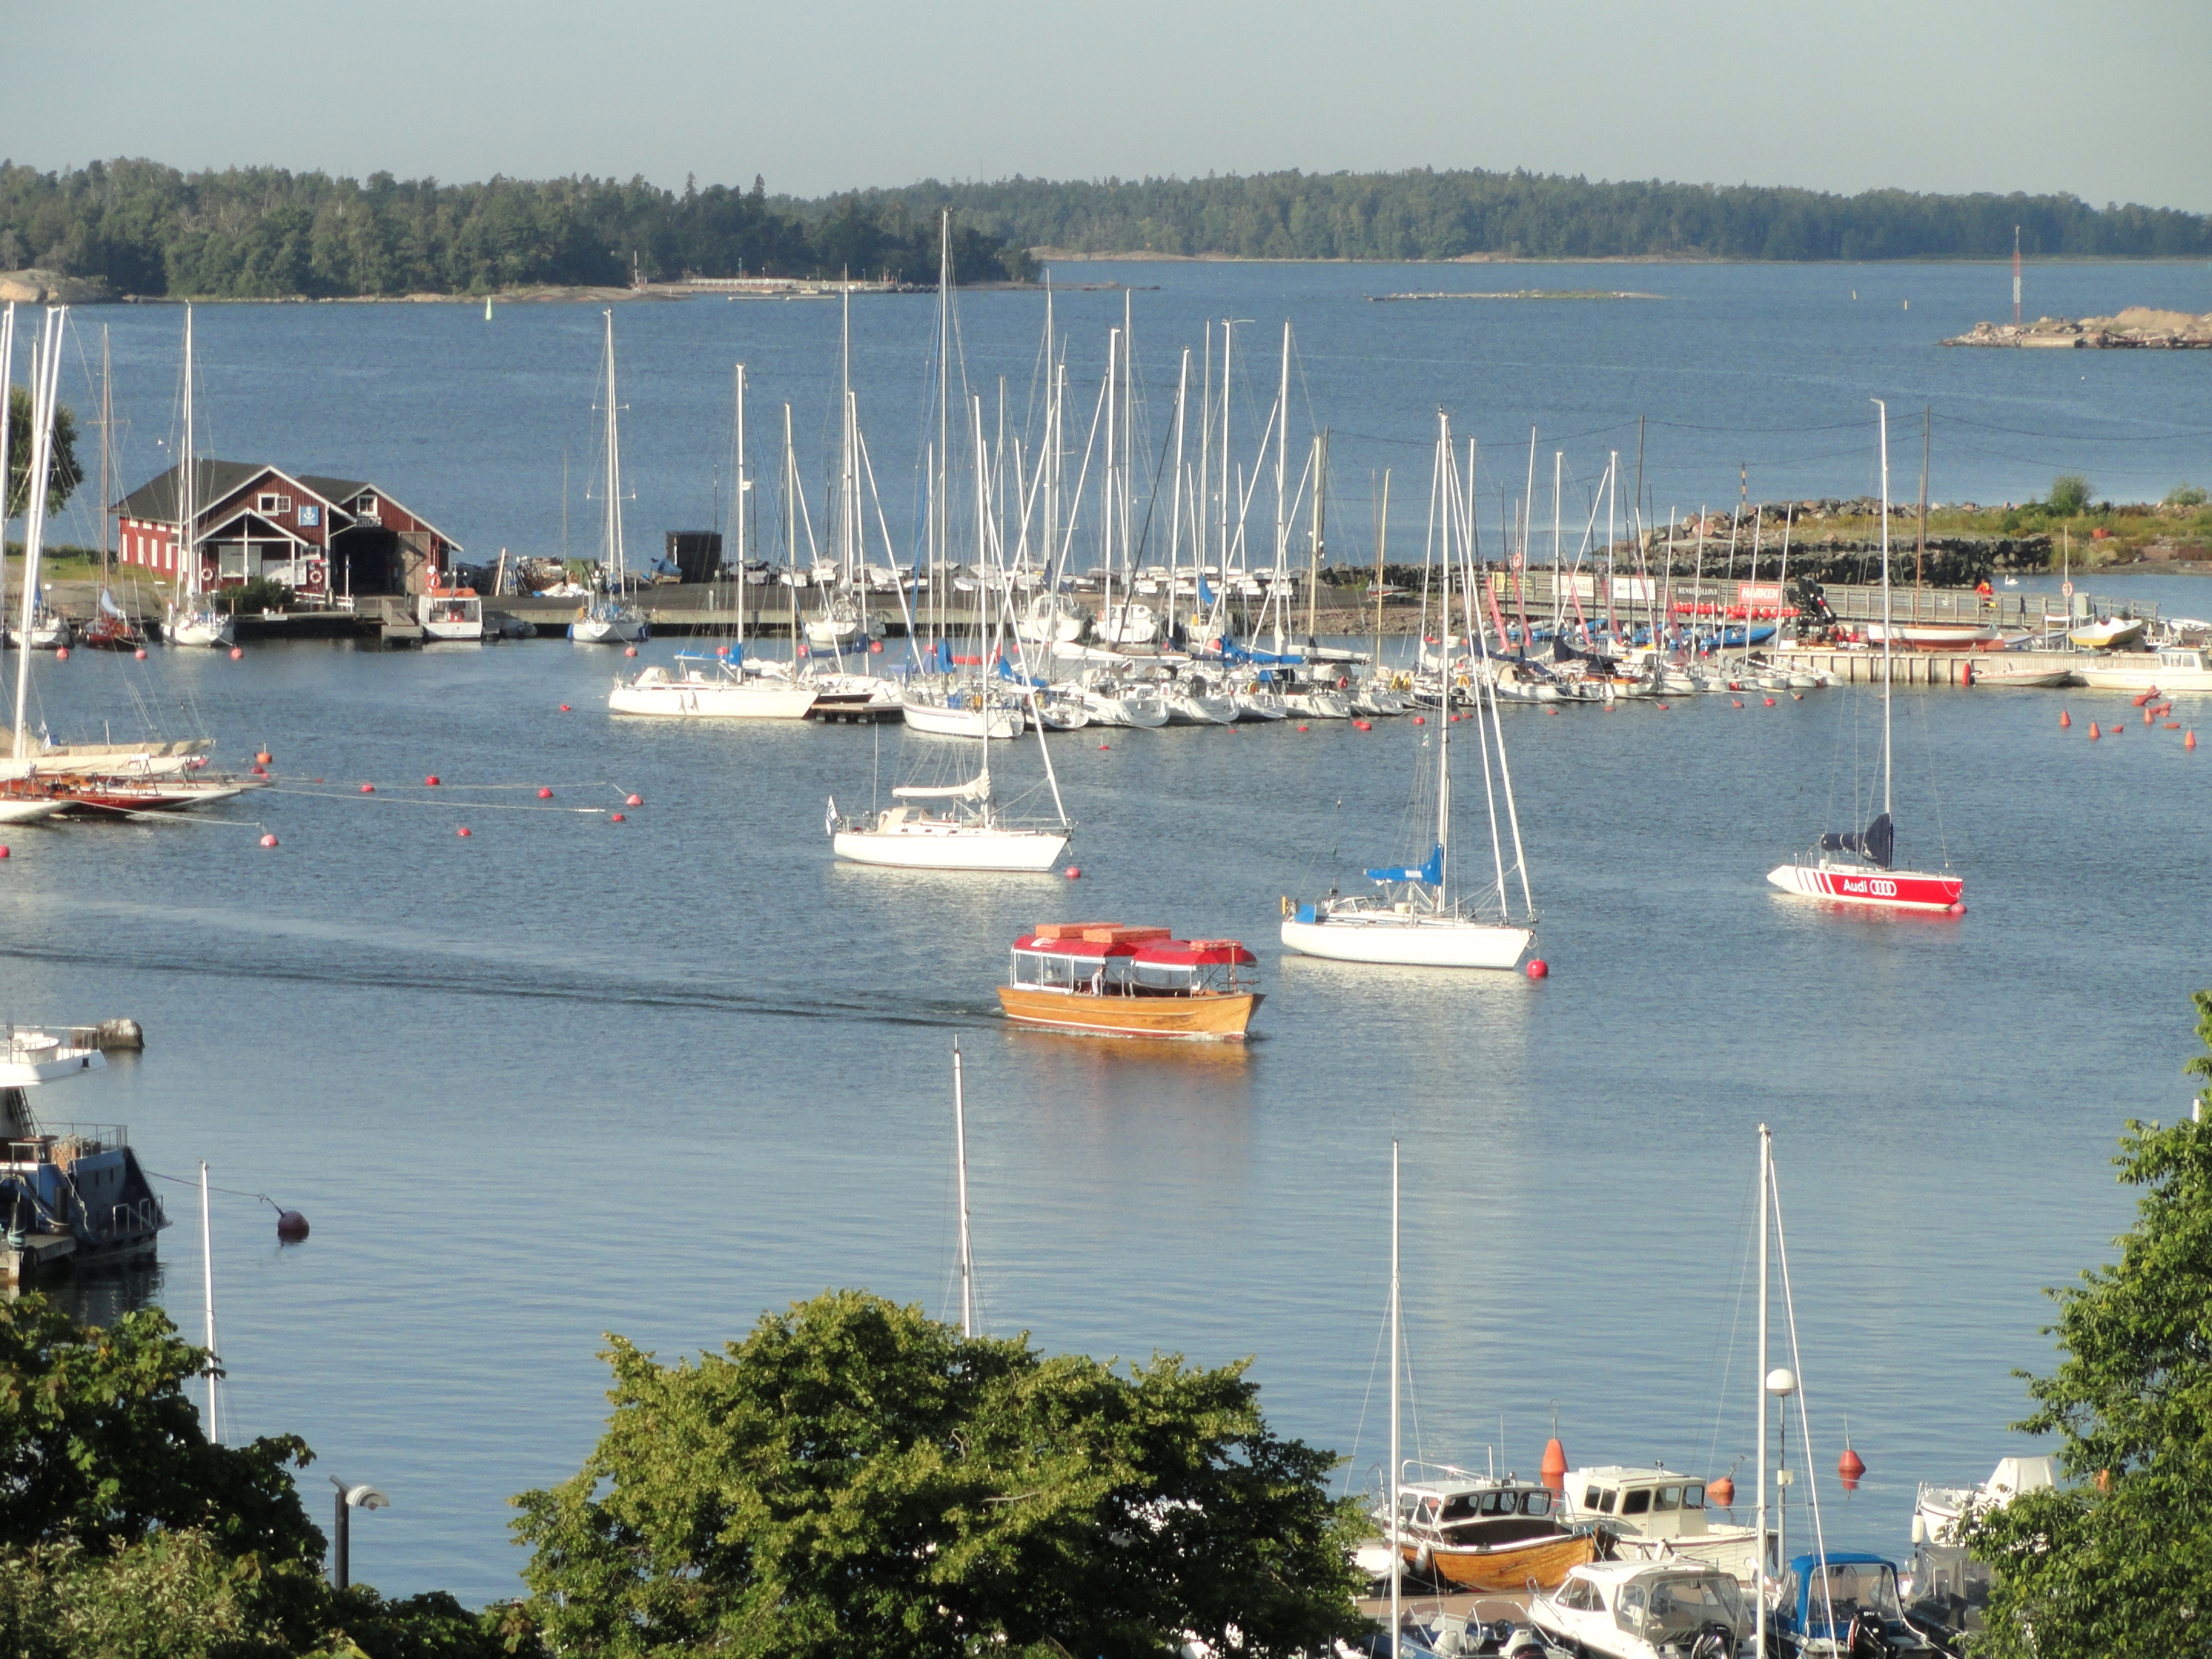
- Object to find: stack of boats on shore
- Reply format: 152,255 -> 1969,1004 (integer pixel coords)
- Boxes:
0,303 -> 261,823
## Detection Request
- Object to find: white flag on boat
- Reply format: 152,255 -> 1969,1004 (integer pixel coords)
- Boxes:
99,588 -> 126,618
823,796 -> 837,837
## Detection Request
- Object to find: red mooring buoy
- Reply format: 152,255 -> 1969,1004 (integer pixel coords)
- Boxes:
1839,1445 -> 1866,1491
1526,959 -> 1549,979
538,787 -> 553,799
1541,1437 -> 1569,1493
2059,709 -> 2071,727
625,793 -> 642,806
1707,1475 -> 1736,1508
260,834 -> 278,848
1065,866 -> 1081,879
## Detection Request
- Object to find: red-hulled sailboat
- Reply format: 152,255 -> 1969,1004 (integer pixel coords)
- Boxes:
1767,401 -> 1964,916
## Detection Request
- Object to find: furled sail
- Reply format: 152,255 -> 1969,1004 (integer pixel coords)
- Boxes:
1365,843 -> 1445,886
892,770 -> 991,803
1820,812 -> 1894,869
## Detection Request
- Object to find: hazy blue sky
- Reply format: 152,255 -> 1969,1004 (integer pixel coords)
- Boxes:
22,0 -> 2212,210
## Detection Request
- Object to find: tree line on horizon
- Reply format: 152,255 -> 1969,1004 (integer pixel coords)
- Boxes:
831,168 -> 2212,263
2,160 -> 2206,303
0,160 -> 1032,300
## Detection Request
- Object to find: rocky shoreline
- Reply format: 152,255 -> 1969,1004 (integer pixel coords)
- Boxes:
1945,306 -> 2212,349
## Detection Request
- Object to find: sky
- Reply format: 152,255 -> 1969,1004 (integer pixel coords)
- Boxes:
19,0 -> 2212,211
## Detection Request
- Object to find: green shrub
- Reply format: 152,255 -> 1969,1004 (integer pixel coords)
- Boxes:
2048,474 -> 2094,515
2166,482 -> 2209,508
214,578 -> 294,615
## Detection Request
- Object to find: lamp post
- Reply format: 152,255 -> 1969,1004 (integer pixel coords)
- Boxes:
329,1475 -> 390,1590
1767,1367 -> 1797,1576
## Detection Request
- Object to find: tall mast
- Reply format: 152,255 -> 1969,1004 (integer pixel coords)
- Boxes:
1168,347 -> 1189,641
1121,290 -> 1134,577
952,1040 -> 975,1339
1435,412 -> 1453,902
0,308 -> 15,746
783,402 -> 800,654
1197,321 -> 1213,571
1876,399 -> 1893,820
1273,322 -> 1291,616
1307,430 -> 1328,642
1755,1125 -> 1771,1659
1102,328 -> 1118,618
1389,1139 -> 1402,1655
200,1161 -> 222,1445
1218,320 -> 1233,592
99,326 -> 113,591
937,213 -> 952,587
602,311 -> 624,588
14,307 -> 65,762
733,363 -> 747,647
181,304 -> 198,601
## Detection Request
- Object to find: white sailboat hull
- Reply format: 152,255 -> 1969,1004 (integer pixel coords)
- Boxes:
1280,915 -> 1533,969
570,615 -> 648,644
167,610 -> 235,648
1164,692 -> 1237,725
833,826 -> 1068,872
901,696 -> 1025,740
608,678 -> 818,719
0,797 -> 67,823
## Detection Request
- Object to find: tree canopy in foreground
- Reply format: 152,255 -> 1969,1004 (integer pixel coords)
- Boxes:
1957,989 -> 2212,1657
512,1288 -> 1365,1659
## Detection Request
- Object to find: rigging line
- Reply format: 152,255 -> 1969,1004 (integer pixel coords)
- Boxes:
1700,1164 -> 1763,1492
144,1169 -> 286,1209
1936,411 -> 2212,443
1770,1161 -> 1839,1638
1338,1277 -> 1396,1501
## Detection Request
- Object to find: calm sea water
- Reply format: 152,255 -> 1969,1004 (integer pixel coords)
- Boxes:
3,263 -> 2210,1604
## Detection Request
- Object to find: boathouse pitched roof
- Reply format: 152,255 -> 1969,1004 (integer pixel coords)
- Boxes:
113,459 -> 263,523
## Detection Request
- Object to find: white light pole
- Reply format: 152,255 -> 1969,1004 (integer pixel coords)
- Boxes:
329,1476 -> 390,1590
1768,1366 -> 1798,1579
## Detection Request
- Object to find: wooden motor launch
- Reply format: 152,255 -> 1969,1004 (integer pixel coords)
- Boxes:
997,925 -> 1261,1040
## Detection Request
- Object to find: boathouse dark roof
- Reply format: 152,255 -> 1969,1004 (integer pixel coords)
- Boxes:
113,459 -> 268,522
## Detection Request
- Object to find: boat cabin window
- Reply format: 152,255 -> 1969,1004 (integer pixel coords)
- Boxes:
1654,1485 -> 1681,1512
1682,1482 -> 1704,1509
1555,1578 -> 1601,1614
1583,1487 -> 1617,1515
1621,1488 -> 1653,1516
1639,1575 -> 1744,1637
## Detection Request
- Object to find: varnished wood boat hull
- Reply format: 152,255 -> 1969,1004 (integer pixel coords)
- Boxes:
1406,1528 -> 1598,1593
997,987 -> 1261,1041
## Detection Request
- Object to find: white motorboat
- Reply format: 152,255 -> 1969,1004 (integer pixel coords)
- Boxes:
1015,591 -> 1088,645
1282,686 -> 1353,720
2069,616 -> 2147,651
1912,1455 -> 2054,1547
1081,681 -> 1169,728
1530,1561 -> 1750,1659
1029,689 -> 1091,730
901,682 -> 1025,740
162,307 -> 238,651
418,588 -> 485,641
609,657 -> 817,720
1161,684 -> 1237,725
1561,1466 -> 1767,1584
1967,654 -> 2077,688
2075,646 -> 2212,693
567,312 -> 649,645
1282,413 -> 1539,972
1094,598 -> 1157,646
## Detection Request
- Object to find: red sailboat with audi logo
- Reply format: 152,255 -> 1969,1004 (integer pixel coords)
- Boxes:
1767,401 -> 1965,916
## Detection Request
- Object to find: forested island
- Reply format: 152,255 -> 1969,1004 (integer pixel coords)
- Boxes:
2,158 -> 2207,301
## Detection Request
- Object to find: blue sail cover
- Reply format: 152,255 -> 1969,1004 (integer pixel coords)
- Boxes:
1366,844 -> 1443,886
1197,575 -> 1217,608
995,655 -> 1048,688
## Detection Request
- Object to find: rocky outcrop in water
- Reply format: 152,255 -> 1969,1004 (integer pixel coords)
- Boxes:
1945,307 -> 2212,348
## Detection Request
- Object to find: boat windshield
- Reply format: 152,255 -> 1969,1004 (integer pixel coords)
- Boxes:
1798,1562 -> 1903,1634
1439,1488 -> 1551,1520
1617,1573 -> 1744,1637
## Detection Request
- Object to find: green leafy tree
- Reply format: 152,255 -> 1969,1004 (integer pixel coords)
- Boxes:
2164,482 -> 2208,508
512,1289 -> 1364,1659
5,385 -> 81,521
1956,990 -> 2212,1657
2046,473 -> 2094,516
0,1295 -> 321,1561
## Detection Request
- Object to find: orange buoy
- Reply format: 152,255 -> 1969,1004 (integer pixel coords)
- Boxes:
1296,724 -> 1310,732
1547,707 -> 1559,715
2088,721 -> 2100,740
1541,1437 -> 1568,1493
2164,721 -> 2181,730
1656,703 -> 1669,711
558,704 -> 572,712
1098,742 -> 1110,750
2188,730 -> 2198,750
537,786 -> 554,799
425,775 -> 441,786
1412,715 -> 1426,725
1707,1475 -> 1736,1508
625,793 -> 643,806
611,813 -> 625,822
256,751 -> 273,764
2108,724 -> 2123,737
134,647 -> 147,660
1065,866 -> 1081,879
54,647 -> 68,661
457,826 -> 472,837
229,647 -> 243,660
1731,699 -> 1743,709
1763,697 -> 1777,707
2132,690 -> 2155,706
624,646 -> 637,657
360,783 -> 376,793
0,846 -> 9,859
1839,1445 -> 1866,1491
2144,707 -> 2154,724
1354,719 -> 1373,730
1526,959 -> 1548,979
2059,709 -> 2071,728
259,833 -> 278,848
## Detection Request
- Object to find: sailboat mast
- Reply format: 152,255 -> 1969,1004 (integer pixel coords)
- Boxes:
937,214 -> 952,594
1168,347 -> 1189,642
181,304 -> 198,602
100,326 -> 112,591
1755,1124 -> 1770,1659
1389,1138 -> 1402,1652
1197,321 -> 1213,572
1435,414 -> 1452,904
1307,429 -> 1327,642
1876,399 -> 1893,820
602,312 -> 623,589
1218,320 -> 1233,598
200,1161 -> 222,1444
733,363 -> 747,647
952,1041 -> 975,1339
13,308 -> 65,762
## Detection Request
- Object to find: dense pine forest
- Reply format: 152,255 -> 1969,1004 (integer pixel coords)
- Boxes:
2,158 -> 2205,300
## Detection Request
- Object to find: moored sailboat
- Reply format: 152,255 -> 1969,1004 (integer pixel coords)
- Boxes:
568,311 -> 649,644
163,306 -> 236,650
1767,403 -> 1963,916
